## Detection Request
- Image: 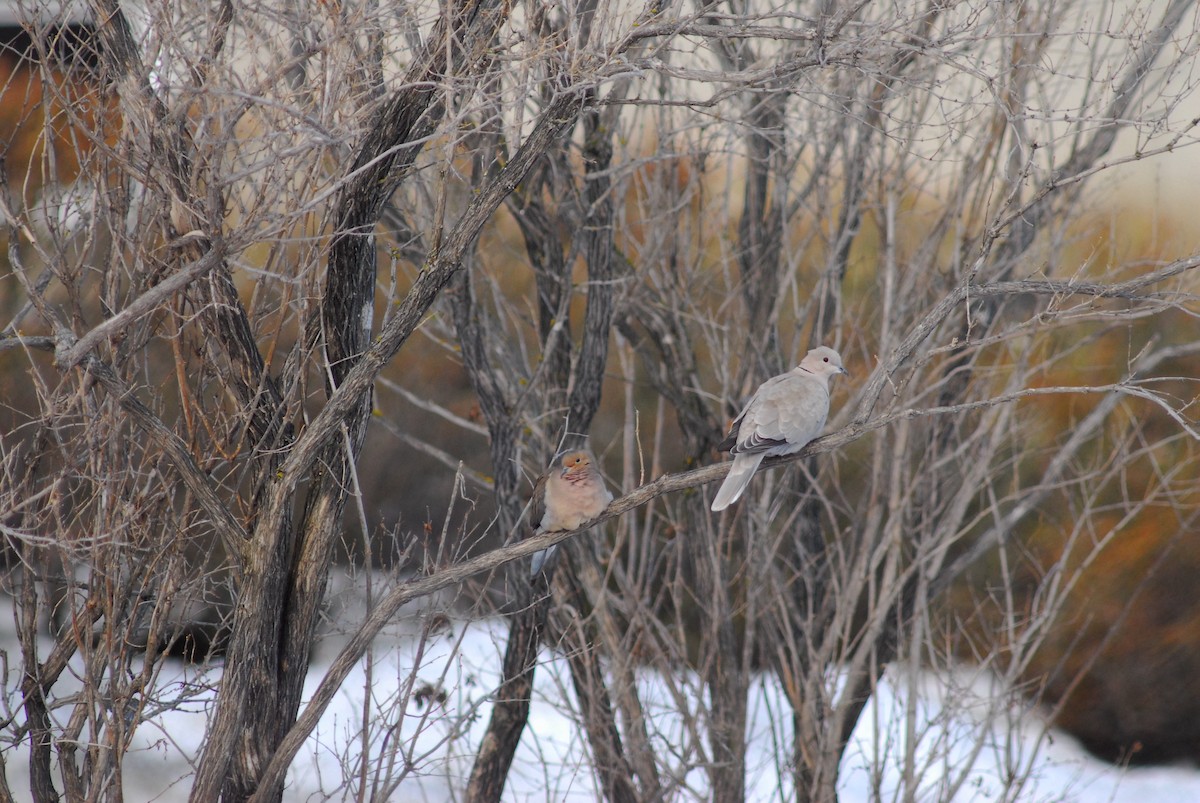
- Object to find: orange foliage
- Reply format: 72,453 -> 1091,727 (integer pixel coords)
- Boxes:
0,50 -> 118,191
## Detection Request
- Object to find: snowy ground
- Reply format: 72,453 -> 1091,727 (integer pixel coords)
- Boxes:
4,606 -> 1200,802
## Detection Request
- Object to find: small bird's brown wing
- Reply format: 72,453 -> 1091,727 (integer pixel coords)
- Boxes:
526,467 -> 556,578
527,470 -> 549,534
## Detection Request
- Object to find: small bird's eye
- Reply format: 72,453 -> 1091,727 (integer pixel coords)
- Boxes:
823,357 -> 829,362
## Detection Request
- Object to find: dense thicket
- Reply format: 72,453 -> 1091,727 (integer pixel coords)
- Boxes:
2,1 -> 1200,800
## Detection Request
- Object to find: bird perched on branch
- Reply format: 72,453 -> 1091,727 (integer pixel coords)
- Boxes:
529,449 -> 613,578
711,346 -> 848,512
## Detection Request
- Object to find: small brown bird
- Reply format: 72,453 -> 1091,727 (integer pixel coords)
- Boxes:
529,449 -> 613,577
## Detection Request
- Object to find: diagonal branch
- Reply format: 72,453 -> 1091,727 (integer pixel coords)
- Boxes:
79,356 -> 249,560
233,85 -> 587,803
273,88 -> 587,499
54,241 -> 226,369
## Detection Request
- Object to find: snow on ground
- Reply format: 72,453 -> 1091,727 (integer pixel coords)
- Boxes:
4,610 -> 1200,802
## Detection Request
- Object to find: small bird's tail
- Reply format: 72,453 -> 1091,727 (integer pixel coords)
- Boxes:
710,453 -> 765,511
530,544 -> 558,578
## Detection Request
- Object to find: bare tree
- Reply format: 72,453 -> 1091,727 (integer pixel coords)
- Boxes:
2,0 -> 1200,800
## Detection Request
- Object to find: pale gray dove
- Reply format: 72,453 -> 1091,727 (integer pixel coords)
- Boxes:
711,346 -> 848,512
529,449 -> 613,577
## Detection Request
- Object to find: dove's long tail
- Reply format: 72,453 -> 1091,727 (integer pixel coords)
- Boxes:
711,453 -> 766,511
530,544 -> 558,578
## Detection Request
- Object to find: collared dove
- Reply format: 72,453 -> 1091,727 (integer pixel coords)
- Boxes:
529,449 -> 613,577
710,346 -> 848,512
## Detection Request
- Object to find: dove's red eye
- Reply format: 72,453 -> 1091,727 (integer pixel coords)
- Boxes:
823,357 -> 829,362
